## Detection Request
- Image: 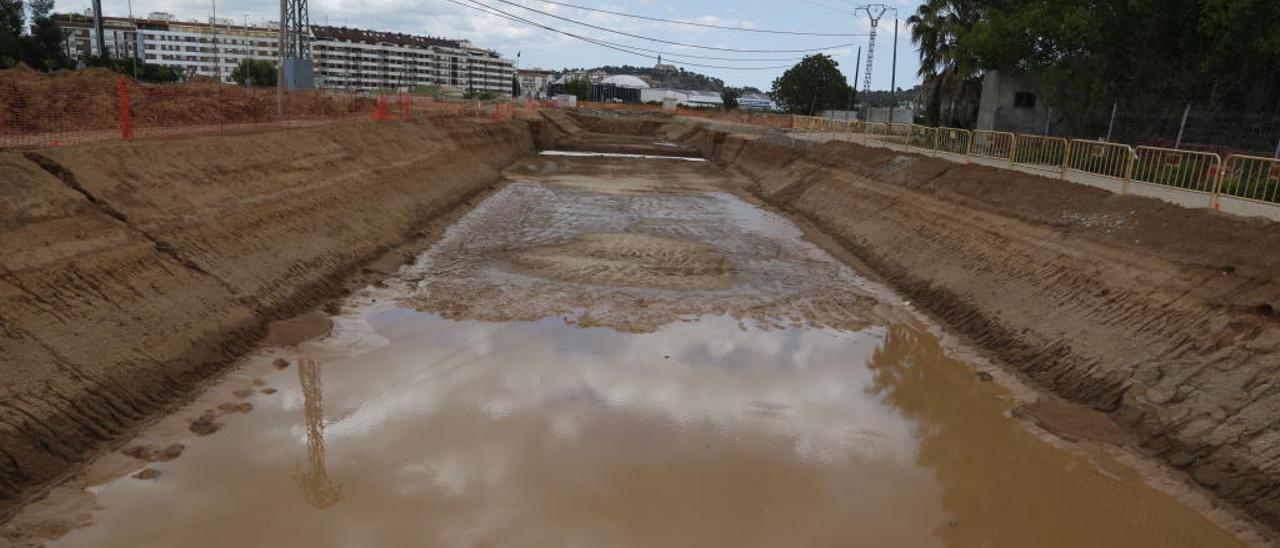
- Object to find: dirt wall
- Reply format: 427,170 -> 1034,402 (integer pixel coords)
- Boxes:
698,130 -> 1280,531
0,119 -> 534,515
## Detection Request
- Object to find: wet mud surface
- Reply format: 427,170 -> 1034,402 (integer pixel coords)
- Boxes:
2,153 -> 1260,547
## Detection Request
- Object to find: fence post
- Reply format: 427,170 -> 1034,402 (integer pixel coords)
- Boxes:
1175,104 -> 1191,149
1008,136 -> 1018,168
1209,157 -> 1224,210
116,77 -> 133,140
1106,102 -> 1117,142
932,129 -> 939,156
1060,140 -> 1071,180
1122,149 -> 1134,195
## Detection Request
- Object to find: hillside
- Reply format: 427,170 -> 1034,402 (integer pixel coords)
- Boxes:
576,65 -> 726,91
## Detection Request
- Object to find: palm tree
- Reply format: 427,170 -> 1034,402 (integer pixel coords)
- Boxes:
907,0 -> 981,127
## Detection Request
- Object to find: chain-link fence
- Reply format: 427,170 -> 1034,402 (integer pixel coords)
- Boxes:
1046,106 -> 1280,158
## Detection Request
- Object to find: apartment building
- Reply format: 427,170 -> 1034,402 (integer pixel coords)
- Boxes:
55,14 -> 515,93
311,26 -> 513,93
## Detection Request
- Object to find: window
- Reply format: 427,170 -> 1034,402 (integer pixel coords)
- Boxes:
1014,91 -> 1037,109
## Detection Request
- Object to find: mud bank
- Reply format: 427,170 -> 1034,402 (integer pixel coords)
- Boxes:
533,110 -> 702,157
693,129 -> 1280,531
0,119 -> 533,515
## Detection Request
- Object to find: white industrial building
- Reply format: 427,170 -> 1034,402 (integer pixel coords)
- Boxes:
55,13 -> 515,93
639,88 -> 724,109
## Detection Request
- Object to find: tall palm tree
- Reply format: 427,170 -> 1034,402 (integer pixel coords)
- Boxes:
908,0 -> 981,126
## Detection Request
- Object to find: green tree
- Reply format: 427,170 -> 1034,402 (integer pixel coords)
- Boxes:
0,0 -> 22,67
562,76 -> 591,101
907,0 -> 982,127
770,54 -> 852,115
230,59 -> 277,86
20,0 -> 70,70
720,88 -> 741,110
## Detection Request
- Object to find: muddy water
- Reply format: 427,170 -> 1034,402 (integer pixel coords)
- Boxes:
8,155 -> 1253,547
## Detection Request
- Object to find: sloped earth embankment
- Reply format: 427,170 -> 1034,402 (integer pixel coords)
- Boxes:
694,128 -> 1280,533
533,109 -> 702,157
0,119 -> 533,517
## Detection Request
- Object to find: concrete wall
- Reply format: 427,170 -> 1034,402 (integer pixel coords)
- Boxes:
976,70 -> 1054,134
819,108 -> 914,123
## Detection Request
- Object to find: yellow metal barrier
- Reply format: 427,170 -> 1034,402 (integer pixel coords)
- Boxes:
886,123 -> 913,137
971,131 -> 1015,162
867,122 -> 889,135
1131,147 -> 1223,205
1066,140 -> 1135,189
1012,135 -> 1069,175
1219,155 -> 1280,204
937,128 -> 972,157
905,126 -> 937,151
846,120 -> 870,134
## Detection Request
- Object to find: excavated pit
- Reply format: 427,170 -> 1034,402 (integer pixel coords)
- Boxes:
1,112 -> 1278,546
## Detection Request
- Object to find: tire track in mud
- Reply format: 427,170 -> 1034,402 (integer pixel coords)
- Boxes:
405,157 -> 885,334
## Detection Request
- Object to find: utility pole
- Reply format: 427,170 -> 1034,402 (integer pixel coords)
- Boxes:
127,0 -> 138,79
91,0 -> 106,62
850,46 -> 861,114
1175,104 -> 1191,149
889,17 -> 898,124
210,0 -> 221,83
1106,102 -> 1117,141
855,5 -> 896,122
277,0 -> 286,115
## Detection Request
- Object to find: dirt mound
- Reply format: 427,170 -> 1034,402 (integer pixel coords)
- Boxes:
0,118 -> 533,517
0,67 -> 375,133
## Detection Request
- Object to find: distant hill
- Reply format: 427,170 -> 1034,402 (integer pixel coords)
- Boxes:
569,65 -> 726,92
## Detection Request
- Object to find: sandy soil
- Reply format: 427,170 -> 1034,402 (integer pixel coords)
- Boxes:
699,126 -> 1280,534
0,118 -> 533,518
2,107 -> 1278,543
407,154 -> 880,333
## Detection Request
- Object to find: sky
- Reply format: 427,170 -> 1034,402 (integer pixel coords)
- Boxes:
84,0 -> 925,91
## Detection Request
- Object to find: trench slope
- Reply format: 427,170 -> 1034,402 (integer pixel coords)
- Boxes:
695,128 -> 1280,532
0,119 -> 534,515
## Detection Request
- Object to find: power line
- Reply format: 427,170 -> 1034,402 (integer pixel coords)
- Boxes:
446,0 -> 795,70
797,0 -> 854,15
473,0 -> 859,53
521,0 -> 865,37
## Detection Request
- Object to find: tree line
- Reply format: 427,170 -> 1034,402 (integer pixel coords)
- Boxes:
1,0 -> 68,70
908,0 -> 1280,130
769,0 -> 1279,130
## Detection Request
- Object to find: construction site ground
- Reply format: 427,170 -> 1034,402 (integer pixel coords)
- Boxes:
0,111 -> 1277,547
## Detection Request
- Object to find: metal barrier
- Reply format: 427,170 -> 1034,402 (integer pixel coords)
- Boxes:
1131,147 -> 1223,204
1067,140 -> 1135,188
905,126 -> 937,151
1012,135 -> 1068,174
1219,155 -> 1280,204
886,123 -> 913,137
970,131 -> 1016,162
937,128 -> 972,157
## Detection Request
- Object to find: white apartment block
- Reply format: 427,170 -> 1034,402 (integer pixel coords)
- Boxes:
55,14 -> 515,93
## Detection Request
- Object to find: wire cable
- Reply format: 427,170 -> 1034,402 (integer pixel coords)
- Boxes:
446,0 -> 798,70
472,0 -> 859,53
518,0 -> 864,37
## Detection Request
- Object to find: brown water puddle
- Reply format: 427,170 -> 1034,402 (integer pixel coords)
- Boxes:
4,154 -> 1258,547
